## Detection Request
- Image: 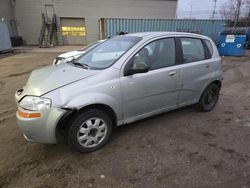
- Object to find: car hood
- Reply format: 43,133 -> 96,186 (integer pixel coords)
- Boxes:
58,50 -> 85,58
19,64 -> 99,97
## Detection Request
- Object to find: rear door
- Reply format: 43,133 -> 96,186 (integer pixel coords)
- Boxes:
177,37 -> 214,106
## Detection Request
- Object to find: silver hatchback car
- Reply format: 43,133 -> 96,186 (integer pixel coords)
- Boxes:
15,32 -> 223,152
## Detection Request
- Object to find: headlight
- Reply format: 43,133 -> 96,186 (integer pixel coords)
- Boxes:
19,96 -> 51,111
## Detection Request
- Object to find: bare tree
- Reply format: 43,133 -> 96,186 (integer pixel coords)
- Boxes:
220,0 -> 249,26
242,0 -> 250,18
234,0 -> 243,26
242,0 -> 250,26
220,2 -> 235,20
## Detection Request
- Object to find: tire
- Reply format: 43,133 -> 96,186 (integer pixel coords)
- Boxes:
68,109 -> 113,153
198,83 -> 220,112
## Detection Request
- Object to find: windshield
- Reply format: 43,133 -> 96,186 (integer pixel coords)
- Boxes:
75,36 -> 141,70
79,41 -> 103,52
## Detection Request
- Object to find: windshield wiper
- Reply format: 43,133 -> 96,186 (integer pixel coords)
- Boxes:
68,59 -> 89,69
82,63 -> 89,69
73,62 -> 89,69
72,62 -> 85,68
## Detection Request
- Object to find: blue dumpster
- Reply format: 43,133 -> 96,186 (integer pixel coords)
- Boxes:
218,27 -> 250,57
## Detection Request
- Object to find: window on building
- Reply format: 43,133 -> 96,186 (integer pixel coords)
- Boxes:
61,26 -> 86,36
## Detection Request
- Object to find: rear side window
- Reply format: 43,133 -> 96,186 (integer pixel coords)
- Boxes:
180,38 -> 205,63
204,40 -> 213,58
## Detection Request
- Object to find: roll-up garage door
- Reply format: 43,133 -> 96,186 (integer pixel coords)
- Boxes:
60,18 -> 86,45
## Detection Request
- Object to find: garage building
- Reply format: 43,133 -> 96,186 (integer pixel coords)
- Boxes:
1,0 -> 178,45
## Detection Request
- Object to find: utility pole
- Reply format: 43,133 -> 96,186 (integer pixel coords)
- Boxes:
189,4 -> 193,19
212,0 -> 218,20
234,0 -> 242,27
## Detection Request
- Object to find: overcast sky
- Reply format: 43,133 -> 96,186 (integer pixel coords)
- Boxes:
177,0 -> 228,19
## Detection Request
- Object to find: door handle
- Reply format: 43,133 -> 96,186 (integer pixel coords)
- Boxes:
169,71 -> 177,76
205,64 -> 210,68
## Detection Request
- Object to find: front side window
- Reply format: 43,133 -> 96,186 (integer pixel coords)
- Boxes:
75,36 -> 141,70
131,38 -> 176,71
181,38 -> 205,63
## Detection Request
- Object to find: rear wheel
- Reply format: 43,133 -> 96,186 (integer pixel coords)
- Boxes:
68,109 -> 113,153
198,83 -> 220,112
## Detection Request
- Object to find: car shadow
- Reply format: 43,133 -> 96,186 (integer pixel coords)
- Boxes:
44,104 -> 200,155
110,105 -> 198,142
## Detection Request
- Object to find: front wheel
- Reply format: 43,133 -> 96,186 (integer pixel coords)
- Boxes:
198,83 -> 220,112
68,109 -> 113,153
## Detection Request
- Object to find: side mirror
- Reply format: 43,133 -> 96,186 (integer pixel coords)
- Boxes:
125,60 -> 149,76
65,56 -> 75,63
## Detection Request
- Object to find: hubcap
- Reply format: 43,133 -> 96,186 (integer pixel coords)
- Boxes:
77,118 -> 107,148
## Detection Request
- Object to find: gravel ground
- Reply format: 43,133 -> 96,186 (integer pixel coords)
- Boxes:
0,51 -> 250,188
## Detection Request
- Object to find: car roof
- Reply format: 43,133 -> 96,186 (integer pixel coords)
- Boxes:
125,32 -> 208,39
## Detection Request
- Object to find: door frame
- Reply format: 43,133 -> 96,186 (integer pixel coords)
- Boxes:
122,36 -> 182,76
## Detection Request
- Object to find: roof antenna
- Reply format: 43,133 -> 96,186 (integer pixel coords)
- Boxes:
117,31 -> 128,35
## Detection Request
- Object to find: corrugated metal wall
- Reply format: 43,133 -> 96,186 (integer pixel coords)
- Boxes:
101,18 -> 228,42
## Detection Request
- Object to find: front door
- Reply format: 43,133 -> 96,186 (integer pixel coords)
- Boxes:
120,38 -> 180,120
